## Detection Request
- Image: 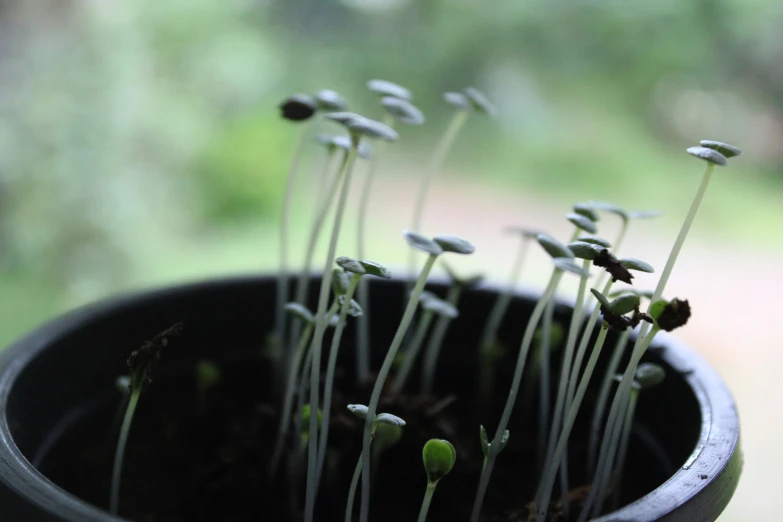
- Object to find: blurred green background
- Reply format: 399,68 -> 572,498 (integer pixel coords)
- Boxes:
0,0 -> 780,520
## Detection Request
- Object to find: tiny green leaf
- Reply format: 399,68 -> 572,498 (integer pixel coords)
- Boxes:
337,296 -> 363,317
537,233 -> 574,259
347,116 -> 399,141
463,87 -> 496,116
635,362 -> 667,390
382,96 -> 425,125
567,241 -> 602,260
422,298 -> 459,319
359,260 -> 392,279
433,234 -> 476,255
314,89 -> 348,112
620,258 -> 654,273
444,91 -> 472,111
347,404 -> 368,419
566,213 -> 598,233
373,423 -> 403,454
578,235 -> 612,248
279,93 -> 317,121
284,303 -> 314,324
404,231 -> 444,256
591,289 -> 612,310
648,299 -> 668,322
336,256 -> 367,275
367,79 -> 412,100
376,413 -> 406,427
332,269 -> 351,296
553,257 -> 591,277
479,425 -> 490,457
574,202 -> 600,222
700,140 -> 743,158
422,439 -> 456,483
687,146 -> 728,166
608,294 -> 640,316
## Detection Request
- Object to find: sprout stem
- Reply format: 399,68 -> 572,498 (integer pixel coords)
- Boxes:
611,386 -> 640,510
535,323 -> 610,521
539,259 -> 592,490
406,111 -> 469,283
391,310 -> 435,395
587,328 -> 630,476
470,269 -> 564,522
110,387 -> 141,516
578,326 -> 660,522
536,298 -> 554,475
276,124 -> 312,365
268,322 -> 315,480
305,142 -> 361,522
345,453 -> 363,522
417,482 -> 438,522
355,115 -> 396,385
421,284 -> 462,394
361,253 -> 440,522
316,275 -> 362,486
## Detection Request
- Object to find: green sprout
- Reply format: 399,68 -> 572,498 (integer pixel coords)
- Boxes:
354,87 -> 423,386
194,359 -> 221,408
345,407 -> 406,522
406,87 -> 492,290
391,294 -> 458,395
110,323 -> 183,516
583,140 -> 740,521
420,263 -> 483,395
418,439 -> 457,522
275,93 -> 319,369
360,232 -> 474,522
315,258 -> 390,489
303,114 -> 398,522
479,425 -> 509,473
478,226 -> 541,399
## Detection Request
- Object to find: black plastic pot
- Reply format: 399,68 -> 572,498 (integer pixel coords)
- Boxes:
0,276 -> 741,521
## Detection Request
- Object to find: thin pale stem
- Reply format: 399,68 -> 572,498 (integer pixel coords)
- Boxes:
391,310 -> 435,395
345,453 -> 364,522
579,326 -> 660,521
587,328 -> 631,476
536,298 -> 554,475
539,259 -> 592,489
469,269 -> 564,522
268,322 -> 315,480
304,142 -> 361,522
276,123 -> 311,361
110,387 -> 141,516
417,482 -> 438,522
611,387 -> 639,510
421,285 -> 462,394
355,116 -> 396,385
316,275 -> 362,486
361,254 -> 439,522
535,324 -> 610,521
406,110 -> 469,284
286,150 -> 349,394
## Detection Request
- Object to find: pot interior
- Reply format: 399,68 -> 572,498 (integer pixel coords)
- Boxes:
5,277 -> 701,521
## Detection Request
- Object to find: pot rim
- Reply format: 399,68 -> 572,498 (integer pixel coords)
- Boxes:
0,274 -> 741,522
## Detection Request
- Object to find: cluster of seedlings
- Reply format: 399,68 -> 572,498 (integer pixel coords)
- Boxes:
109,81 -> 742,521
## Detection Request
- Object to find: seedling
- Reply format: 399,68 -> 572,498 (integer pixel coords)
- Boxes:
315,89 -> 348,112
391,294 -> 458,395
479,425 -> 509,473
421,263 -> 483,394
194,359 -> 221,407
367,79 -> 412,100
355,88 -> 423,385
110,323 -> 183,516
275,93 -> 320,364
418,439 -> 456,522
316,258 -> 390,488
345,406 -> 406,522
406,87 -> 493,288
360,232 -> 474,522
478,226 -> 541,399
